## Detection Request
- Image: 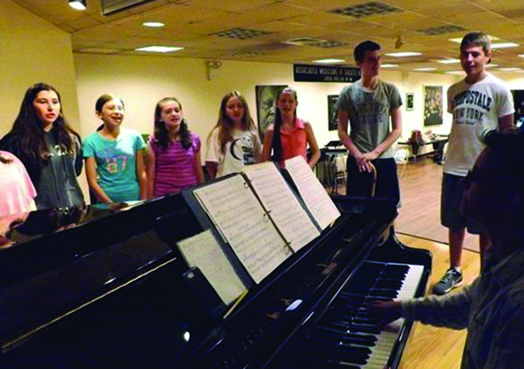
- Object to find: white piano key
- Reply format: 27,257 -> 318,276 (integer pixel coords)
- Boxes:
363,263 -> 425,369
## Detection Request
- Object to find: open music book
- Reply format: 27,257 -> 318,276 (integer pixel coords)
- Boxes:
177,156 -> 341,303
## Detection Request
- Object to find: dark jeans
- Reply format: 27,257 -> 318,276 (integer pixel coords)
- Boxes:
346,156 -> 400,204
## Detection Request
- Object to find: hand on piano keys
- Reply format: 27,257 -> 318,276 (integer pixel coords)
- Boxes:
368,301 -> 402,330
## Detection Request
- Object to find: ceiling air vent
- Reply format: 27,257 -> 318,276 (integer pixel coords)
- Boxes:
211,28 -> 272,39
418,25 -> 466,35
101,0 -> 154,15
284,37 -> 328,46
329,2 -> 402,18
230,51 -> 265,57
311,40 -> 349,48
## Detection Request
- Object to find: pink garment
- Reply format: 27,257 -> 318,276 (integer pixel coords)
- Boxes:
0,151 -> 37,217
280,117 -> 307,162
149,133 -> 201,197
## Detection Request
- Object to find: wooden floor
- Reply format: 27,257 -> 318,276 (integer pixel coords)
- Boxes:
397,234 -> 481,369
396,158 -> 480,252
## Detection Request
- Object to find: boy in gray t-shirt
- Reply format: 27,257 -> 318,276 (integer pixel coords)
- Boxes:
337,40 -> 403,203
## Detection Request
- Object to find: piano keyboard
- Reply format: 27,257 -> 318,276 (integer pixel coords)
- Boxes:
284,261 -> 425,369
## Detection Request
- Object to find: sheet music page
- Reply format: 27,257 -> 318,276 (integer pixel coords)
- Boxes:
194,175 -> 290,284
243,163 -> 320,252
285,156 -> 341,230
177,230 -> 245,305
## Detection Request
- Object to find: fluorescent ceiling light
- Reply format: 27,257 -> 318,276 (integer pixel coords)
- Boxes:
437,58 -> 460,64
385,52 -> 422,57
69,0 -> 86,10
499,67 -> 522,71
312,58 -> 345,64
518,54 -> 524,58
445,71 -> 465,75
491,42 -> 519,49
135,46 -> 184,53
381,64 -> 399,68
449,35 -> 499,43
413,68 -> 436,71
143,22 -> 165,28
485,64 -> 499,68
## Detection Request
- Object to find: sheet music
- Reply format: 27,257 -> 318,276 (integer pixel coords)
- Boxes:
285,156 -> 341,230
243,163 -> 320,252
194,175 -> 290,284
177,230 -> 245,305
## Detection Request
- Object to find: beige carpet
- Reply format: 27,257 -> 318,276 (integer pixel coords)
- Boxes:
395,158 -> 480,253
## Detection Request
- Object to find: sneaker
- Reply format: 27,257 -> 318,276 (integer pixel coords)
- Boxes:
432,268 -> 463,295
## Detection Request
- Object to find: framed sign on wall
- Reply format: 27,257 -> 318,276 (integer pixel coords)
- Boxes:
406,92 -> 414,111
423,86 -> 443,126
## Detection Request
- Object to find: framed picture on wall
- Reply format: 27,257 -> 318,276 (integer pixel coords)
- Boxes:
423,85 -> 443,126
406,92 -> 414,111
256,85 -> 288,140
328,95 -> 339,131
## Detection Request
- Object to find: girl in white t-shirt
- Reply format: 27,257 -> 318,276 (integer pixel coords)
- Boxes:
205,91 -> 261,179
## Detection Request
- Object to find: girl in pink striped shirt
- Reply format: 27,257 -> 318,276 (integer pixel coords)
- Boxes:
146,97 -> 204,198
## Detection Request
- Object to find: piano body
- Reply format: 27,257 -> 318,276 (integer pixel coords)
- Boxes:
0,183 -> 431,368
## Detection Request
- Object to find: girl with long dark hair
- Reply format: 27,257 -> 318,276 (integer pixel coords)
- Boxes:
0,83 -> 84,209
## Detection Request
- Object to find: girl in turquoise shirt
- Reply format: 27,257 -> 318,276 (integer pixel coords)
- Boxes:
83,94 -> 146,203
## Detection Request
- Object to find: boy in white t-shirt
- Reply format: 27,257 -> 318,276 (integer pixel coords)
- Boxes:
433,32 -> 515,295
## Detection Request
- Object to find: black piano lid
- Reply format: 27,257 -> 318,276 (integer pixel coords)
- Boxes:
0,229 -> 174,353
0,194 -> 188,289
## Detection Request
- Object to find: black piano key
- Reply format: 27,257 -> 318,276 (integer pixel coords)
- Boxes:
385,264 -> 410,273
341,334 -> 377,347
368,288 -> 399,298
375,279 -> 403,289
348,324 -> 381,335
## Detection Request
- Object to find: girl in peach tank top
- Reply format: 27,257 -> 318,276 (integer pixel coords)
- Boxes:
262,87 -> 320,168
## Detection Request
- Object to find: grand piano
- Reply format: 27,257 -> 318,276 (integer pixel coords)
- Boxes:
0,169 -> 431,369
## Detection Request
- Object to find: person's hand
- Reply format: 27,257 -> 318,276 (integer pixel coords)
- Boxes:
368,300 -> 402,329
355,151 -> 377,173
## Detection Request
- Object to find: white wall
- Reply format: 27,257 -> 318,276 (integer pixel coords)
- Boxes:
0,0 -> 80,135
74,53 -> 458,154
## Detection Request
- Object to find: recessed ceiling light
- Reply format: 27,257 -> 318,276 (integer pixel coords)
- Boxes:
143,22 -> 165,28
381,64 -> 399,68
69,0 -> 86,10
135,46 -> 184,53
385,52 -> 422,57
491,42 -> 519,49
436,58 -> 460,64
449,35 -> 499,43
445,71 -> 465,75
413,68 -> 437,71
312,58 -> 345,64
499,67 -> 522,71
